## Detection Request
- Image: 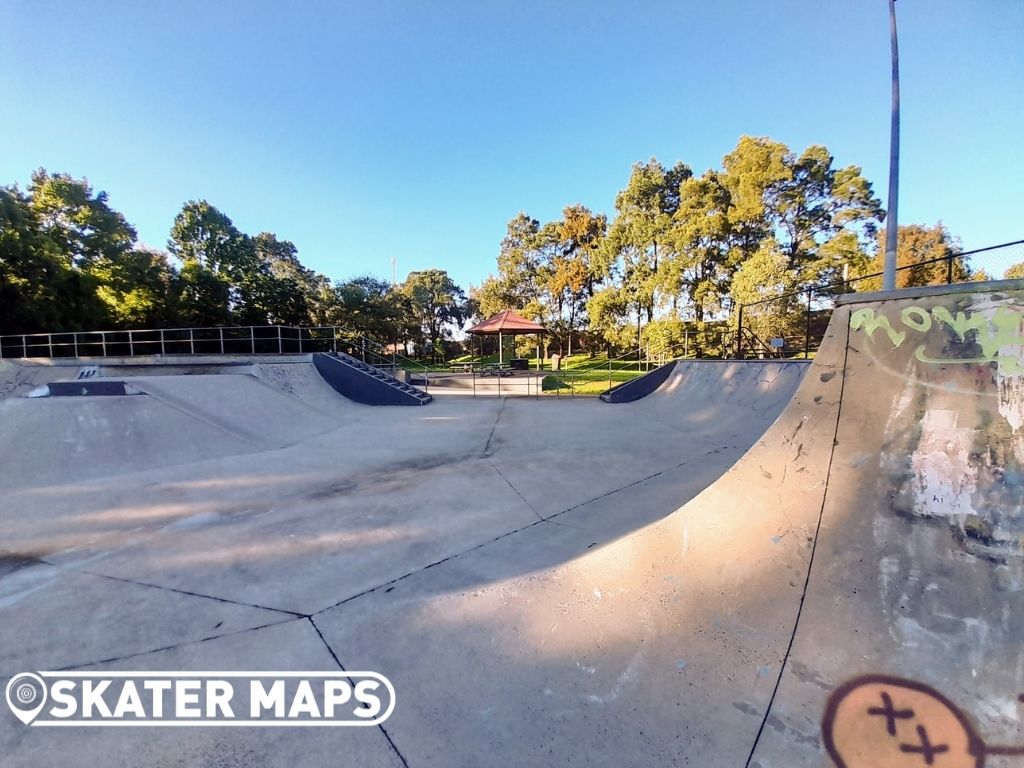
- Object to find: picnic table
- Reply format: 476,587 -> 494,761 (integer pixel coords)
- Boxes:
449,362 -> 479,373
480,363 -> 515,377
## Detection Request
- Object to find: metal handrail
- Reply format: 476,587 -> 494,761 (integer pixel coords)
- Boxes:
543,340 -> 696,398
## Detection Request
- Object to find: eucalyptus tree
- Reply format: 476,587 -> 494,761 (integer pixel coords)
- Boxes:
606,159 -> 691,336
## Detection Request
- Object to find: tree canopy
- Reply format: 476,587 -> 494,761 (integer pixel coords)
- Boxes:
2,138 -> 997,360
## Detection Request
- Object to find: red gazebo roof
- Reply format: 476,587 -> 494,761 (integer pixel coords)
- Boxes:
466,310 -> 546,335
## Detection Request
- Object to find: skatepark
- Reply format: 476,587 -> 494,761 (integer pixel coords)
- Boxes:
2,281 -> 1023,766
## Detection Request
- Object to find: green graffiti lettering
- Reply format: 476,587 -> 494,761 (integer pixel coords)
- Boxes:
930,306 -> 989,344
900,306 -> 931,332
849,309 -> 906,347
851,301 -> 1024,375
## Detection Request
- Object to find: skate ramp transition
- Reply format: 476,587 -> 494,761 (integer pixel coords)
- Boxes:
313,281 -> 1024,766
2,281 -> 1023,766
602,358 -> 810,405
0,358 -> 362,488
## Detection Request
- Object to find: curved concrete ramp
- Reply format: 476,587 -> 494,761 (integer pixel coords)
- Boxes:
3,284 -> 1021,765
311,334 -> 842,766
314,283 -> 1024,766
0,370 -> 359,489
602,359 -> 808,409
751,282 -> 1024,766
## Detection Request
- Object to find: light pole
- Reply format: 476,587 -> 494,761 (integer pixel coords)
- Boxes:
883,0 -> 900,291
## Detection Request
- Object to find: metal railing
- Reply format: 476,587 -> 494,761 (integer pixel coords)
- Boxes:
0,323 -> 439,393
540,340 -> 698,398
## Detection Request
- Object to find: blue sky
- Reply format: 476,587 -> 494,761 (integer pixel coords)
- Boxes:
2,1 -> 1022,290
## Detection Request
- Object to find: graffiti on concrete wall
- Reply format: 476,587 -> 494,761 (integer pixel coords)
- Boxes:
823,675 -> 1024,767
850,305 -> 1024,375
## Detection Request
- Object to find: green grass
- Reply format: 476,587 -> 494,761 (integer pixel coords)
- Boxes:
540,367 -> 641,396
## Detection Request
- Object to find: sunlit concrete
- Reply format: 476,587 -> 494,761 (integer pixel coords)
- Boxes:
0,352 -> 804,765
12,291 -> 1020,768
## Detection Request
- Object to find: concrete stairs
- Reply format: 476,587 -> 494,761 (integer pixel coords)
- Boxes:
312,352 -> 432,406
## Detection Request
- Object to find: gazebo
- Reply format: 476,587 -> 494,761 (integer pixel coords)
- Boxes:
466,310 -> 546,365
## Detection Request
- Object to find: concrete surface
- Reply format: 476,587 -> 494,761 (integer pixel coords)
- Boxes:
2,284 -> 1021,767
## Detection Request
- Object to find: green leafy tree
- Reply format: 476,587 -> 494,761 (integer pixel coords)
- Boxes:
28,169 -> 137,270
90,248 -> 178,327
731,240 -> 803,343
400,269 -> 467,360
0,186 -> 95,333
607,159 -> 692,336
669,171 -> 733,321
855,223 -> 965,289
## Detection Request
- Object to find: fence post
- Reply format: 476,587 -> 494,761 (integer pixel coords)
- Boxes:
101,331 -> 107,357
805,289 -> 813,359
736,304 -> 744,359
128,330 -> 134,357
73,332 -> 78,358
278,326 -> 283,354
190,329 -> 195,355
160,329 -> 166,356
946,252 -> 954,284
250,327 -> 255,355
47,334 -> 53,358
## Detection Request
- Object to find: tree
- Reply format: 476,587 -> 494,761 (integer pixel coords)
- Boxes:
607,159 -> 692,336
16,170 -> 149,329
1004,263 -> 1024,280
532,206 -> 608,356
586,286 -> 632,352
90,248 -> 178,327
28,169 -> 137,270
855,223 -> 965,289
251,233 -> 316,325
668,171 -> 733,321
169,202 -> 303,326
731,240 -> 803,343
333,275 -> 406,342
0,186 -> 93,333
400,269 -> 467,360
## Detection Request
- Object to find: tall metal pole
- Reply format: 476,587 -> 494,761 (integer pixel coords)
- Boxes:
883,0 -> 900,291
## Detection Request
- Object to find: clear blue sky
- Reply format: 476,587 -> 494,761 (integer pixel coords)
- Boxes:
2,1 -> 1022,290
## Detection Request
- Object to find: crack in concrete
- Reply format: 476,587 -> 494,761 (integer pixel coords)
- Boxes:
480,397 -> 508,457
81,570 -> 307,618
490,463 -> 544,522
314,444 -> 732,615
308,616 -> 410,768
743,323 -> 851,768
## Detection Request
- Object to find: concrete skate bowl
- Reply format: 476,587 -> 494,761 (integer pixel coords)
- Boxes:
0,358 -> 362,489
0,348 -> 815,765
308,282 -> 1024,767
6,282 -> 1020,768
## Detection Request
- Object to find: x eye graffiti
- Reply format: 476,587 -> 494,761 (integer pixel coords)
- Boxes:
823,676 -> 1024,768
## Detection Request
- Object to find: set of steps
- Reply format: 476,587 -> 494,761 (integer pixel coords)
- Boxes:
312,352 -> 432,406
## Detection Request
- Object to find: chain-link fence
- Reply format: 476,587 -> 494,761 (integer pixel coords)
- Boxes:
735,239 -> 1024,359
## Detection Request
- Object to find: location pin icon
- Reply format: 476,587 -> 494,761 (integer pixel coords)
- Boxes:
5,673 -> 47,725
